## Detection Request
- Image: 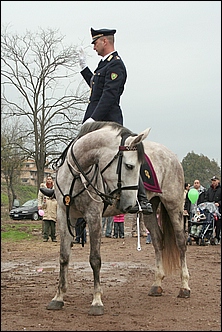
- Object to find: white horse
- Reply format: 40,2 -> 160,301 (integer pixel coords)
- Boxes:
47,121 -> 190,315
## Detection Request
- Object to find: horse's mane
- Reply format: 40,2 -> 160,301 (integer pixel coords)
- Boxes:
78,121 -> 123,138
52,121 -> 145,169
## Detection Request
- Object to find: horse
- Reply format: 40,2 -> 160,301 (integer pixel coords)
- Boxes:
46,121 -> 190,315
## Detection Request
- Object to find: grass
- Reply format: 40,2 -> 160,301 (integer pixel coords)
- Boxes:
1,182 -> 47,243
1,183 -> 38,208
1,221 -> 42,242
1,182 -> 39,222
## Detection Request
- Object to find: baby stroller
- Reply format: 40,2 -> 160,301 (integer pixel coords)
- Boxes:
186,202 -> 221,246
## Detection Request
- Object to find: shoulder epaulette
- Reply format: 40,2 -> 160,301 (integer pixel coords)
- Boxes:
107,55 -> 113,61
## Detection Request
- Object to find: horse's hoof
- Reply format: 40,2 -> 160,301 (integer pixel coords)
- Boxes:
148,286 -> 163,296
88,305 -> 104,316
46,300 -> 64,310
177,288 -> 190,298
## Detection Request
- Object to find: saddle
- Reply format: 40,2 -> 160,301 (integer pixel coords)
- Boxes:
140,154 -> 162,193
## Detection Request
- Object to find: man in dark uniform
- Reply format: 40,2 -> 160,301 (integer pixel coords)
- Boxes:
79,28 -> 126,124
78,27 -> 152,215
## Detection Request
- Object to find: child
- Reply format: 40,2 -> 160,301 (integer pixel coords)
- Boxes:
113,214 -> 125,238
190,208 -> 206,237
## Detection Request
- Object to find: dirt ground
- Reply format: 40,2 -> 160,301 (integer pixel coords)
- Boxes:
1,217 -> 221,331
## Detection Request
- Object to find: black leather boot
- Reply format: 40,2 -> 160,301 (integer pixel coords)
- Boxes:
40,187 -> 55,198
128,175 -> 153,215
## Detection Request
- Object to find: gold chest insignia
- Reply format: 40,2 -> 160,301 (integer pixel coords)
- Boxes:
111,73 -> 118,80
144,169 -> 150,179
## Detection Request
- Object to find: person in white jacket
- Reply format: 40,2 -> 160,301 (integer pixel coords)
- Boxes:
42,195 -> 57,242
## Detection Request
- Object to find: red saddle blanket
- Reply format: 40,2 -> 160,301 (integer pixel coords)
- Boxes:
140,154 -> 162,193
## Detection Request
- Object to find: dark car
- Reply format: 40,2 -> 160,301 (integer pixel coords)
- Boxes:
9,199 -> 40,221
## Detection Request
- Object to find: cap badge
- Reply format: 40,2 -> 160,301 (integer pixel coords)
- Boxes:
111,73 -> 118,80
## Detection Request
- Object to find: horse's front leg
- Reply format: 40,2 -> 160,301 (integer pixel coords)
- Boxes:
46,222 -> 73,310
87,219 -> 104,315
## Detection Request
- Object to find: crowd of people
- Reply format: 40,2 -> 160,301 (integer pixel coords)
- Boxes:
183,176 -> 221,244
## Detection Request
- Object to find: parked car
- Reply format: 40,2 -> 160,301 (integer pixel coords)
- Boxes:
9,199 -> 40,221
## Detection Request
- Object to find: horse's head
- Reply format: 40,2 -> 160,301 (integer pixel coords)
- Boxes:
98,125 -> 151,213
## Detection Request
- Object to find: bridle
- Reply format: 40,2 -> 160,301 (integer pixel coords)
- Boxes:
55,133 -> 140,238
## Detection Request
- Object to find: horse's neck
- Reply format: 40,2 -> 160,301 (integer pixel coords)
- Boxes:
73,133 -> 117,169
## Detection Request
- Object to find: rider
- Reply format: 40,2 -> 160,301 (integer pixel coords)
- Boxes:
78,27 -> 153,215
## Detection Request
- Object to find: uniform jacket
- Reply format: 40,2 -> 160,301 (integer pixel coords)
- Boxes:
42,197 -> 57,222
205,183 -> 221,215
81,51 -> 127,125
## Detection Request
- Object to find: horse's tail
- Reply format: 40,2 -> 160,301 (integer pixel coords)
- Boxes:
160,203 -> 181,275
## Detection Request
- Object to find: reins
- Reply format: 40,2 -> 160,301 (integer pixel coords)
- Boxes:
55,132 -> 140,239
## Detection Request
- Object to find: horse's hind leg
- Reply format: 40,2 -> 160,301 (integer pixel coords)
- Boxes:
143,213 -> 165,296
87,218 -> 104,316
163,206 -> 190,298
162,206 -> 190,298
173,225 -> 190,298
46,224 -> 73,310
144,199 -> 190,298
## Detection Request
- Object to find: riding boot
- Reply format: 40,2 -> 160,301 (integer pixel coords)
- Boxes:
40,187 -> 55,198
128,175 -> 153,215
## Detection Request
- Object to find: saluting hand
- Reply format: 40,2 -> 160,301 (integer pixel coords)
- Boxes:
77,46 -> 87,70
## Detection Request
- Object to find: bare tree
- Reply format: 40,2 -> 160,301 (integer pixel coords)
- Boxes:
1,115 -> 26,210
1,26 -> 88,190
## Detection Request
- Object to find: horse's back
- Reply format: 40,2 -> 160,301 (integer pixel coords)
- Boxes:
143,140 -> 181,169
143,140 -> 184,203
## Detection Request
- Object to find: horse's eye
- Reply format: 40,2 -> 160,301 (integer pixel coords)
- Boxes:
125,164 -> 134,170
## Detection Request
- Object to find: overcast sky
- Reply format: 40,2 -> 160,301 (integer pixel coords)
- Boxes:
1,1 -> 221,164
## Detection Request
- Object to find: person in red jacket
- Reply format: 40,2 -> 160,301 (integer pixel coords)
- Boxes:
113,214 -> 125,239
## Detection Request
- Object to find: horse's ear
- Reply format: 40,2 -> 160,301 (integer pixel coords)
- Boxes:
139,127 -> 151,140
129,128 -> 151,148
